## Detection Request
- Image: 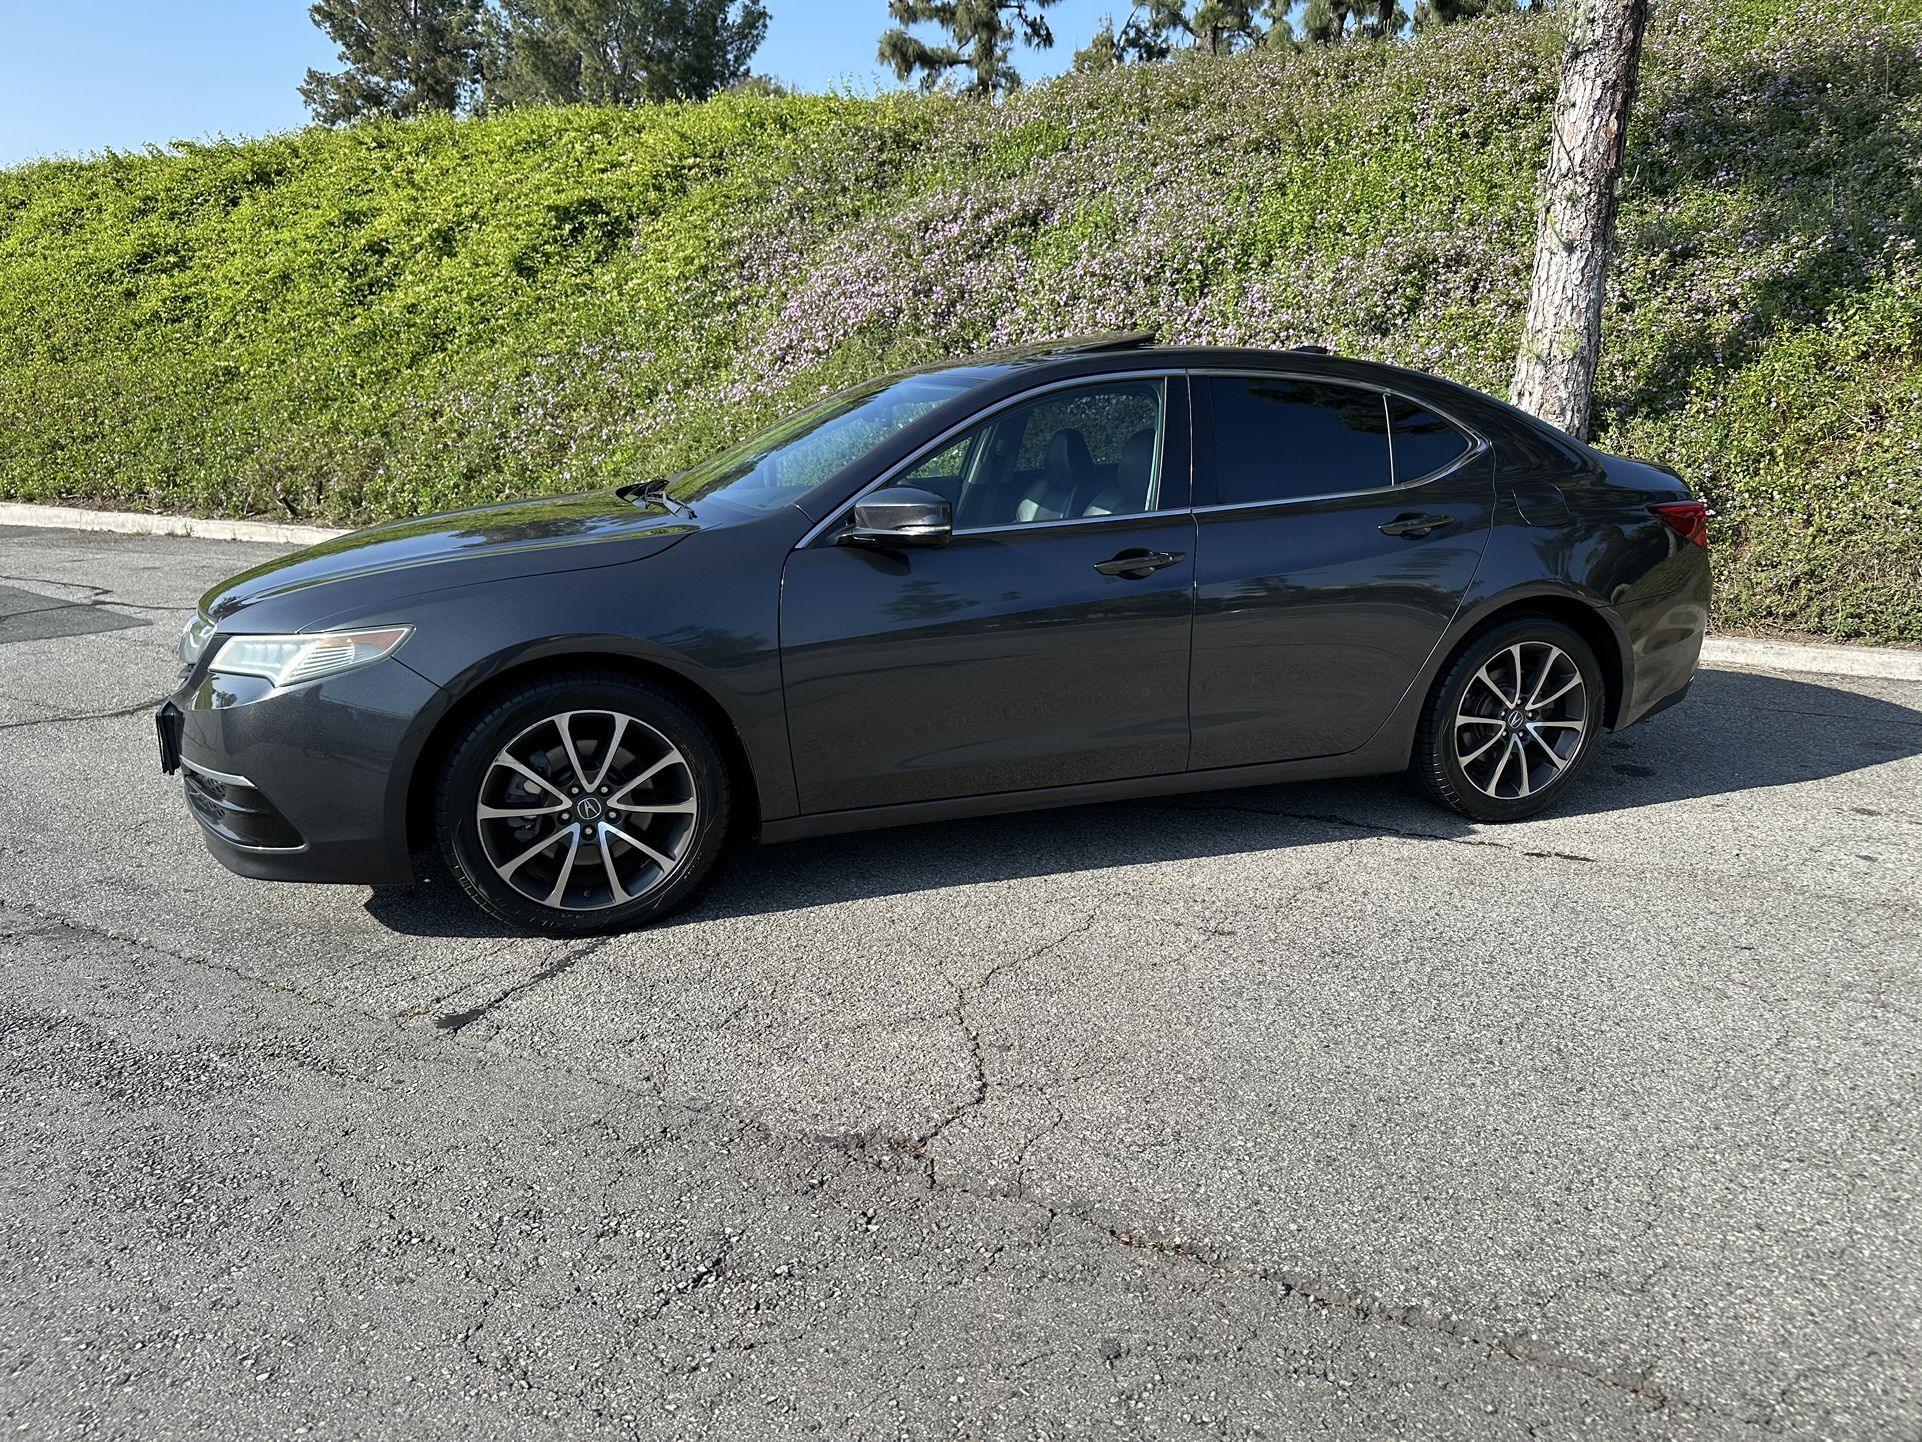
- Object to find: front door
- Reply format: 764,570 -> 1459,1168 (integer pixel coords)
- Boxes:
781,376 -> 1196,814
1187,373 -> 1496,768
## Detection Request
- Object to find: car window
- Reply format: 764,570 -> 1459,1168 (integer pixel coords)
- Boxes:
1388,398 -> 1474,482
662,369 -> 989,515
893,432 -> 979,511
1203,377 -> 1391,504
888,379 -> 1167,531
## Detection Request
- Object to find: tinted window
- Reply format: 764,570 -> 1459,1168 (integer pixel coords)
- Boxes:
1011,387 -> 1160,474
886,379 -> 1167,530
1389,399 -> 1473,481
892,431 -> 980,510
663,370 -> 987,515
1204,378 -> 1390,504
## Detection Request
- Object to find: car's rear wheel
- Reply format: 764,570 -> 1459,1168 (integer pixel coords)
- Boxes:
434,672 -> 731,935
1412,618 -> 1604,822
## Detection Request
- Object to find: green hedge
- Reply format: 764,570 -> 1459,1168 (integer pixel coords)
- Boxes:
1,0 -> 1917,639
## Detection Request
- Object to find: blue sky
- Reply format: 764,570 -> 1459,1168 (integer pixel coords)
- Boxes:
0,0 -> 1124,168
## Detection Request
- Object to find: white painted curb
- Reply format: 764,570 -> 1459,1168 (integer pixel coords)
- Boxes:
0,502 -> 347,546
3,501 -> 1919,682
1701,636 -> 1922,682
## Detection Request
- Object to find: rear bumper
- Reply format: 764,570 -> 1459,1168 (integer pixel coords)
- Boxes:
166,659 -> 438,886
1628,677 -> 1693,726
1614,542 -> 1710,729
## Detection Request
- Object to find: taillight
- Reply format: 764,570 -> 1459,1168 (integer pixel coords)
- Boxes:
1648,500 -> 1710,549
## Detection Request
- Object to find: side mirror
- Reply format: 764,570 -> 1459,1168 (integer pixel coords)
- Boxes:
843,486 -> 953,548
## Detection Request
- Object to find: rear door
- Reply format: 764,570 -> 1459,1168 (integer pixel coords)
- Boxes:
1187,372 -> 1494,768
781,375 -> 1197,814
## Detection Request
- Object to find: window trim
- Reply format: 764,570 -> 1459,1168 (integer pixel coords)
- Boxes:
1185,367 -> 1489,512
794,364 -> 1490,547
796,371 -> 1188,548
1384,395 -> 1484,490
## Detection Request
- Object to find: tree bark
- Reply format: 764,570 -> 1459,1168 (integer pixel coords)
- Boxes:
1509,0 -> 1648,440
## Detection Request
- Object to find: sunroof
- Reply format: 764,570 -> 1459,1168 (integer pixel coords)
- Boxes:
1032,332 -> 1158,356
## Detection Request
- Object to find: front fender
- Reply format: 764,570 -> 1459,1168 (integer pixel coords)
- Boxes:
357,551 -> 798,849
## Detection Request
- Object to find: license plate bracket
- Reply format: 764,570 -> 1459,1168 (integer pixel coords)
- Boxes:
155,702 -> 183,775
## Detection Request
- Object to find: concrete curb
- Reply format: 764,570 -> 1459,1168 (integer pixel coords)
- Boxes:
1700,635 -> 1922,682
0,502 -> 347,546
3,501 -> 1919,682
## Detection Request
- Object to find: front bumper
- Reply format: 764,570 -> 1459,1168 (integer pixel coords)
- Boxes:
163,657 -> 441,886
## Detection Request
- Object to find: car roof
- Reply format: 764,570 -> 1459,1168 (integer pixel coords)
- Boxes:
875,334 -> 1378,384
927,338 -> 1468,409
934,334 -> 1427,386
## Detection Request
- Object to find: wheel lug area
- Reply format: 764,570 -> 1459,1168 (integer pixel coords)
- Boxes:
475,709 -> 697,914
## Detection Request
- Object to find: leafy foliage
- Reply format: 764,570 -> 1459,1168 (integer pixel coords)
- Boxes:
1072,0 -> 1516,60
1,0 -> 1917,639
485,0 -> 769,108
301,0 -> 488,122
1076,0 -> 1281,68
879,0 -> 1063,95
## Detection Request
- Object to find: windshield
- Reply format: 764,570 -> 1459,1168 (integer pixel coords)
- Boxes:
654,369 -> 995,515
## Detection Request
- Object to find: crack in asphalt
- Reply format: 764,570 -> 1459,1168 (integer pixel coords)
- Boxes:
1149,798 -> 1602,863
910,914 -> 1098,1176
0,594 -> 89,621
0,891 -> 1793,1428
434,938 -> 614,1033
0,696 -> 166,731
374,935 -> 529,1014
0,571 -> 200,617
1011,1108 -> 1065,1199
3,897 -> 345,1014
838,1135 -> 1769,1428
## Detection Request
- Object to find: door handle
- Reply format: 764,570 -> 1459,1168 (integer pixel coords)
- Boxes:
1094,549 -> 1185,579
1379,512 -> 1455,539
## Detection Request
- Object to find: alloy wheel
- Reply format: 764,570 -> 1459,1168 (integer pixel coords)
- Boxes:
1451,641 -> 1589,801
474,709 -> 698,912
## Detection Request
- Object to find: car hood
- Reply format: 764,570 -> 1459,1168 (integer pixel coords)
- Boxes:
201,491 -> 697,626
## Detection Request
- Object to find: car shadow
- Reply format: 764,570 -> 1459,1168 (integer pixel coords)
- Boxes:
363,669 -> 1919,938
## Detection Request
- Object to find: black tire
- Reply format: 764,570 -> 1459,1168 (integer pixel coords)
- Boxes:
434,670 -> 732,935
1412,617 -> 1606,823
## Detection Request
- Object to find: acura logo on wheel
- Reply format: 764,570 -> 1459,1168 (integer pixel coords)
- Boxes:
576,797 -> 604,822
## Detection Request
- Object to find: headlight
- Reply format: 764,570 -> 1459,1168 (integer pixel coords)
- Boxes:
179,613 -> 217,667
208,627 -> 413,688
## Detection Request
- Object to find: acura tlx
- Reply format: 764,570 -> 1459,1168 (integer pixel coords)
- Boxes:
158,335 -> 1708,934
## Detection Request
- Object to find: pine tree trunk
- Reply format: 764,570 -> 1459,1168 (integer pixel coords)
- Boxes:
1509,0 -> 1648,440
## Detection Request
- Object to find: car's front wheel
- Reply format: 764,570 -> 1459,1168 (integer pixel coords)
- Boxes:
434,671 -> 731,935
1412,618 -> 1605,822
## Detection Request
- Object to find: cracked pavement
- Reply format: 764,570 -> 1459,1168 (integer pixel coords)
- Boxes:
1,524 -> 1919,1440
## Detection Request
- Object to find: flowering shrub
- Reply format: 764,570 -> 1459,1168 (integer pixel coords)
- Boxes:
0,0 -> 1915,637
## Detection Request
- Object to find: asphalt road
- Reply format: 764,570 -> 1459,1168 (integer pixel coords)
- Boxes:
1,524 -> 1918,1442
